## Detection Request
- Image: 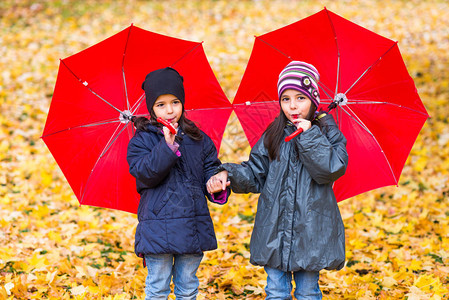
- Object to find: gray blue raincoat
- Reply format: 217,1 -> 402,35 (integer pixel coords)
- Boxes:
220,114 -> 348,272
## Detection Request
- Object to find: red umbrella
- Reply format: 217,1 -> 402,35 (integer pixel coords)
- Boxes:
233,8 -> 429,201
42,25 -> 232,213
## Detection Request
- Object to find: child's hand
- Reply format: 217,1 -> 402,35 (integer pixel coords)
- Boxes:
163,122 -> 178,145
294,118 -> 311,132
207,171 -> 229,194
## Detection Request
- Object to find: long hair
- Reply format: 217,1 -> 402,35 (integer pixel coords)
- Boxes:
263,103 -> 317,161
133,107 -> 203,141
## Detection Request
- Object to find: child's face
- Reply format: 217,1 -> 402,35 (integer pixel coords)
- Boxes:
280,89 -> 312,125
153,94 -> 183,125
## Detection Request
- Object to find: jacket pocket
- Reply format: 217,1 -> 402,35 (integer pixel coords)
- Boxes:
306,187 -> 335,219
153,196 -> 169,216
148,187 -> 169,216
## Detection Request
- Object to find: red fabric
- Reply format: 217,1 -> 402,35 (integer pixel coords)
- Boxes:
42,25 -> 231,213
233,8 -> 429,201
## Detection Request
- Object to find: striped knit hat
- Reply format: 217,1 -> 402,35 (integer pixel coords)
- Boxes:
277,61 -> 320,109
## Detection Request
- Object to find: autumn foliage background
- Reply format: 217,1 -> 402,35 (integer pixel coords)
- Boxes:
1,0 -> 448,299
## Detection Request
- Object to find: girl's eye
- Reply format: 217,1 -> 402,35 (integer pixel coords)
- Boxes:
173,100 -> 181,105
281,97 -> 289,102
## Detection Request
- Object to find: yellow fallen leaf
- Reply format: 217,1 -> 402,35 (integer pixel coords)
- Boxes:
406,286 -> 429,300
4,282 -> 14,295
409,259 -> 423,271
87,285 -> 100,294
75,265 -> 87,278
46,270 -> 57,285
70,284 -> 86,296
413,156 -> 427,172
48,230 -> 62,243
86,265 -> 98,278
40,170 -> 53,187
382,276 -> 397,288
27,253 -> 48,272
34,205 -> 49,219
414,274 -> 437,290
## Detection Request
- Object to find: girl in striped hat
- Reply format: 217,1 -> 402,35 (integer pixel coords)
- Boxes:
208,61 -> 348,299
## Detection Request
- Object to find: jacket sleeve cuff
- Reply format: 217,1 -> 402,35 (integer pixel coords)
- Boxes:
210,189 -> 228,204
167,141 -> 181,157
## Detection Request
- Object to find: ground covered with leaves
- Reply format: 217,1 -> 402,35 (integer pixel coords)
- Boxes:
1,0 -> 448,299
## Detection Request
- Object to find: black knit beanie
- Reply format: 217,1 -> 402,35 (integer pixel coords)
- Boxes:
142,67 -> 185,113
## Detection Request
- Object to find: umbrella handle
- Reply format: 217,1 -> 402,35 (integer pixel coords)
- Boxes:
284,128 -> 303,142
157,117 -> 177,134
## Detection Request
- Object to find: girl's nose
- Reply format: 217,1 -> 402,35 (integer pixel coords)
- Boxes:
166,104 -> 173,113
289,101 -> 297,109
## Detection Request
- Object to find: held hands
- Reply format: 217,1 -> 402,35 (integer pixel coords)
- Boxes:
206,170 -> 230,194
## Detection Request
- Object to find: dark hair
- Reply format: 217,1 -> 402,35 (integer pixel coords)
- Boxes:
133,107 -> 203,141
263,103 -> 317,161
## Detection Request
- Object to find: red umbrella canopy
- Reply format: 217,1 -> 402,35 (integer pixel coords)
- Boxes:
42,25 -> 232,213
233,8 -> 429,201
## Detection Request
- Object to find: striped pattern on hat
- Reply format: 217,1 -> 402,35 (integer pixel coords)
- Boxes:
277,61 -> 320,108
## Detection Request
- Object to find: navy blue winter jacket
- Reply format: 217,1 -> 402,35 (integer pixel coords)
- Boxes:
127,124 -> 229,256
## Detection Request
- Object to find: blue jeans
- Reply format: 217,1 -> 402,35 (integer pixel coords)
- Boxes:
144,253 -> 203,300
264,266 -> 322,299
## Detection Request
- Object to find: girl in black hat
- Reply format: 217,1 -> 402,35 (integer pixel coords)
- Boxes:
127,67 -> 230,299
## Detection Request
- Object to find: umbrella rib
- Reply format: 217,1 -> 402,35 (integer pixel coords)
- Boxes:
185,107 -> 232,111
338,104 -> 398,184
60,59 -> 122,114
41,119 -> 120,138
335,56 -> 341,96
129,93 -> 150,134
257,37 -> 292,60
341,100 -> 429,117
131,93 -> 146,114
171,42 -> 203,68
80,122 -> 129,203
122,24 -> 133,111
344,42 -> 398,95
318,82 -> 334,101
232,101 -> 277,107
122,70 -> 130,111
256,33 -> 337,101
324,8 -> 341,96
79,119 -> 119,127
99,122 -> 129,159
